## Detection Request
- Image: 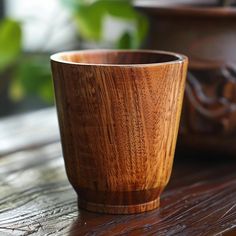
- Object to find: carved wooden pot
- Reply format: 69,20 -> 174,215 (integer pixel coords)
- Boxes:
137,0 -> 236,154
51,50 -> 188,214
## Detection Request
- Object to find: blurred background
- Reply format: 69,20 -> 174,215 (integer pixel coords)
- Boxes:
1,1 -> 236,233
0,0 -> 148,117
1,0 -> 236,154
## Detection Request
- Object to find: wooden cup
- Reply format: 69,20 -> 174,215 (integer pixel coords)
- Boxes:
51,50 -> 188,214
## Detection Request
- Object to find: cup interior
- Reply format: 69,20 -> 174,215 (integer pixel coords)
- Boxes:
51,50 -> 182,66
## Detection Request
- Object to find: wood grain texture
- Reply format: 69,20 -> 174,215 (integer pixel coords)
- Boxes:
179,67 -> 236,155
137,1 -> 236,154
0,108 -> 236,235
51,50 -> 188,214
137,0 -> 236,68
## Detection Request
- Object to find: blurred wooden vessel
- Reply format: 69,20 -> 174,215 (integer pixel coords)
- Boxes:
136,0 -> 236,155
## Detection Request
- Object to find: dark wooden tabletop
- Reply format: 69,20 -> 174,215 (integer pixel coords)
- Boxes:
0,108 -> 236,236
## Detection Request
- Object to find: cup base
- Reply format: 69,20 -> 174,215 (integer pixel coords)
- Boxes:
78,197 -> 160,214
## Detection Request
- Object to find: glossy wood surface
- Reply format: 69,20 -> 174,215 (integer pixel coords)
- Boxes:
137,1 -> 236,155
51,50 -> 188,214
0,108 -> 236,235
136,0 -> 236,68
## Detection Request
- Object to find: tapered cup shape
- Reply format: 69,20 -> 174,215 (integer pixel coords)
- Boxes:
51,50 -> 188,214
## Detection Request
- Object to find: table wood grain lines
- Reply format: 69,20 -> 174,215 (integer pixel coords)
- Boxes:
0,108 -> 236,236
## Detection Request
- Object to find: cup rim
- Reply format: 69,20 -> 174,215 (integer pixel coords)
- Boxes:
50,49 -> 187,67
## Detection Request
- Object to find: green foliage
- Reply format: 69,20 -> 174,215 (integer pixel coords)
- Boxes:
117,31 -> 132,49
134,13 -> 149,48
1,0 -> 149,108
0,19 -> 21,72
0,20 -> 53,104
10,56 -> 53,104
61,0 -> 148,49
74,3 -> 105,41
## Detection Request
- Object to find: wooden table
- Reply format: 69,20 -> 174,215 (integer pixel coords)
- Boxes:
0,108 -> 236,236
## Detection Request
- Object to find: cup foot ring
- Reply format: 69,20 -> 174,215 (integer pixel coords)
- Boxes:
78,198 -> 160,214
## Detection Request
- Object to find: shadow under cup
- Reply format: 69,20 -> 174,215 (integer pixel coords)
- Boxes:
51,50 -> 188,214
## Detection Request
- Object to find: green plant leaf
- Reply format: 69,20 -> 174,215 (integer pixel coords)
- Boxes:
62,0 -> 137,42
104,0 -> 137,20
0,19 -> 21,72
132,13 -> 149,48
61,0 -> 106,41
74,3 -> 105,41
10,55 -> 54,104
61,0 -> 148,48
117,31 -> 132,49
